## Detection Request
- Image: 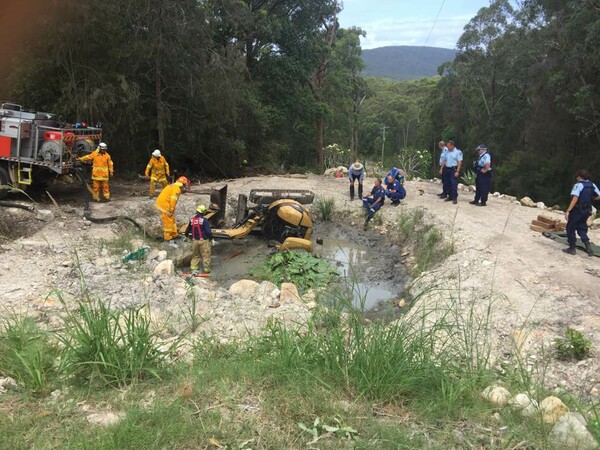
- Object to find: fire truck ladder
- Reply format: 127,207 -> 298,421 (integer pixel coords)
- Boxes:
17,162 -> 33,185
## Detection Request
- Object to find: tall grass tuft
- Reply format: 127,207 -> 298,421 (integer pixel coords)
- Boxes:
0,316 -> 59,392
315,197 -> 336,222
54,292 -> 178,387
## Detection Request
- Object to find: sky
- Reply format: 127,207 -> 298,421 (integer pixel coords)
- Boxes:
338,0 -> 493,50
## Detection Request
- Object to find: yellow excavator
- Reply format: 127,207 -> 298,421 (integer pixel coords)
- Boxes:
187,185 -> 315,252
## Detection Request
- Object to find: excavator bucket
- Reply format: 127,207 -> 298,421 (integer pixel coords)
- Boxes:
207,184 -> 227,227
249,189 -> 314,205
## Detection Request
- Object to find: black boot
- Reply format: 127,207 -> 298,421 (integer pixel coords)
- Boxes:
358,184 -> 363,199
363,215 -> 371,231
562,245 -> 576,255
584,241 -> 594,257
350,184 -> 355,200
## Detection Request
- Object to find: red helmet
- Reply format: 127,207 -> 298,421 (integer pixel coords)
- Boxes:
176,176 -> 190,191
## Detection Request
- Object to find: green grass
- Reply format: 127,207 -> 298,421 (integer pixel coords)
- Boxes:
315,196 -> 336,222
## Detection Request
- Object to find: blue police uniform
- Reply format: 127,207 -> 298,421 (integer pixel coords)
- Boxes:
362,184 -> 385,219
385,179 -> 406,204
439,147 -> 449,197
443,148 -> 463,201
348,162 -> 365,200
566,180 -> 600,249
473,151 -> 492,205
385,167 -> 405,184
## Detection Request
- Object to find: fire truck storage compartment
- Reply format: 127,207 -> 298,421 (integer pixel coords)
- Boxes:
0,136 -> 10,157
0,117 -> 31,139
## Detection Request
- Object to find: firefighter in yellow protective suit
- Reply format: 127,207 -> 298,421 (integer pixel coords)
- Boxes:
145,149 -> 170,198
155,176 -> 189,241
78,142 -> 114,201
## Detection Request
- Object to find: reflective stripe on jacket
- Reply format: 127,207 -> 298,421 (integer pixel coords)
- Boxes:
80,150 -> 114,181
145,156 -> 170,180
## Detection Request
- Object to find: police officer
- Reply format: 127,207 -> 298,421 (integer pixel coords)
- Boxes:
469,144 -> 492,206
437,140 -> 449,198
440,140 -> 463,204
384,174 -> 406,206
563,169 -> 600,256
348,160 -> 365,200
184,204 -> 215,273
362,178 -> 385,230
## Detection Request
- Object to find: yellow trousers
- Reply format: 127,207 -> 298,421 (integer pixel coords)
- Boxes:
160,212 -> 178,241
92,180 -> 110,201
149,178 -> 168,197
190,239 -> 211,272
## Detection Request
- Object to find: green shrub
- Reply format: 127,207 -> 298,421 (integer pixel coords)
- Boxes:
315,197 -> 335,222
554,327 -> 591,360
0,316 -> 59,392
249,250 -> 338,295
460,169 -> 476,186
55,294 -> 179,387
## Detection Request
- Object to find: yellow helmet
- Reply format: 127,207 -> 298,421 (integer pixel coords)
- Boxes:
196,204 -> 207,214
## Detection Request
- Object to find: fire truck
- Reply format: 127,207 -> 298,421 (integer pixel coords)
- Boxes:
0,102 -> 102,199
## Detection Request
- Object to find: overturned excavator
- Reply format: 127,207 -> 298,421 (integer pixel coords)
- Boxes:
188,185 -> 315,252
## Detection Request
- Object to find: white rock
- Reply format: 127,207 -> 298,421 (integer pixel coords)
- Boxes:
157,250 -> 167,262
593,218 -> 600,228
86,411 -> 123,427
482,386 -> 512,406
0,376 -> 18,393
280,282 -> 302,303
482,261 -> 493,267
493,192 -> 501,197
228,279 -> 259,299
536,202 -> 546,210
153,260 -> 174,276
505,195 -> 517,201
467,185 -> 475,192
255,281 -> 280,306
147,249 -> 160,260
520,197 -> 536,207
510,393 -> 539,417
540,396 -> 570,424
35,209 -> 54,222
458,183 -> 465,191
549,413 -> 599,450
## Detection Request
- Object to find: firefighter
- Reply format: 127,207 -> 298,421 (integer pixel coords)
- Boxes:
78,142 -> 114,201
145,149 -> 170,198
155,176 -> 190,242
184,204 -> 215,274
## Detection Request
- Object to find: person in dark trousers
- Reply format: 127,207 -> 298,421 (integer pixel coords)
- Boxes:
470,144 -> 492,206
384,174 -> 406,206
348,160 -> 365,200
184,204 -> 215,273
563,169 -> 600,256
439,140 -> 463,204
437,140 -> 449,198
362,178 -> 385,230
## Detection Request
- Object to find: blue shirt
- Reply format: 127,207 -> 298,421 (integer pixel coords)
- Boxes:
185,213 -> 213,240
348,164 -> 365,181
571,180 -> 600,201
371,185 -> 385,203
385,167 -> 405,184
439,147 -> 448,166
444,149 -> 463,168
476,152 -> 492,172
386,179 -> 401,192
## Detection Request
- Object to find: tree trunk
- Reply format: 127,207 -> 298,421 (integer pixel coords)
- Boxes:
316,117 -> 324,167
155,35 -> 165,151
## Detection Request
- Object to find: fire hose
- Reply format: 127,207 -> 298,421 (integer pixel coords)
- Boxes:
0,200 -> 35,212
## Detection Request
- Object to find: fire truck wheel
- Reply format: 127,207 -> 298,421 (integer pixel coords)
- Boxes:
0,166 -> 9,200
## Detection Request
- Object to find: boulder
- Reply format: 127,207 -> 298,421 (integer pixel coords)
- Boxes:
549,413 -> 599,450
228,279 -> 259,299
255,281 -> 281,306
86,411 -> 123,427
323,166 -> 349,176
520,197 -> 536,207
493,192 -> 501,197
481,386 -> 512,406
147,249 -> 160,261
35,209 -> 54,222
509,393 -> 539,417
157,250 -> 168,262
536,202 -> 547,210
458,183 -> 465,191
280,282 -> 302,303
540,396 -> 569,424
153,260 -> 174,276
593,218 -> 600,229
0,376 -> 18,393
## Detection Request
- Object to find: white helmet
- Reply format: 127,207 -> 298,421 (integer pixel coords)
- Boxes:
152,149 -> 161,157
99,142 -> 108,150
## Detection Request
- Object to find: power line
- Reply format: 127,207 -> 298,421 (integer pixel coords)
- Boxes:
423,0 -> 447,48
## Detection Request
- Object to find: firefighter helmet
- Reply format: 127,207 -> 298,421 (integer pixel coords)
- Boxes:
196,204 -> 207,214
152,149 -> 161,157
99,142 -> 108,150
176,176 -> 190,191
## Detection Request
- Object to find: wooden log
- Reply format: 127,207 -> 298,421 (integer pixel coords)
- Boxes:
530,224 -> 547,232
531,219 -> 554,229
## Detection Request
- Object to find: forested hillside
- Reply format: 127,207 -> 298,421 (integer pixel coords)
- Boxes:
361,46 -> 457,80
2,0 -> 599,206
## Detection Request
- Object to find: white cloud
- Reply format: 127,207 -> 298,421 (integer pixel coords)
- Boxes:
357,15 -> 473,49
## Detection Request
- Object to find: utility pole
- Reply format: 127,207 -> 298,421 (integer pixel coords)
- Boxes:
380,126 -> 387,164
